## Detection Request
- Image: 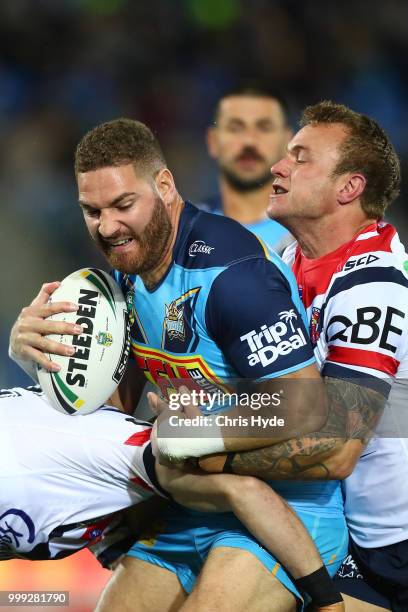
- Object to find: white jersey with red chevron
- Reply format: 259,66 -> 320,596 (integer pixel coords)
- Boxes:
0,386 -> 156,561
283,221 -> 408,548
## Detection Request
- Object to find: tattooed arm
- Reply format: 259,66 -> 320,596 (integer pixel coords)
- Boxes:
199,377 -> 386,480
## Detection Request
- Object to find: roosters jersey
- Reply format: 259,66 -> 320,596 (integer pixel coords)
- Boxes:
0,387 -> 158,561
284,222 -> 408,546
114,202 -> 343,515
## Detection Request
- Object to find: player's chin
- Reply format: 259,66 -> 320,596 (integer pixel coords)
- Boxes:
106,251 -> 143,275
266,197 -> 286,219
198,453 -> 228,473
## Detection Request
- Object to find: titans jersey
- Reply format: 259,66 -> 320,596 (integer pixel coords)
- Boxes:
284,222 -> 408,546
0,387 -> 158,561
196,195 -> 291,254
114,202 -> 314,401
114,202 -> 343,514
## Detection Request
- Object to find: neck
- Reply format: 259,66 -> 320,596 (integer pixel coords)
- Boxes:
219,178 -> 272,225
141,195 -> 184,289
290,213 -> 376,259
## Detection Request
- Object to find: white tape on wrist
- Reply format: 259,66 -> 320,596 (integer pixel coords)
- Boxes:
157,420 -> 226,460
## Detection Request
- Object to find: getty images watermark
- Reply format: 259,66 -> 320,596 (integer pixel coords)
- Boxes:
167,389 -> 286,430
160,380 -> 332,438
168,389 -> 282,411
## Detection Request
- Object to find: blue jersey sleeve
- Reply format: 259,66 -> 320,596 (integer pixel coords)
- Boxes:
205,258 -> 315,379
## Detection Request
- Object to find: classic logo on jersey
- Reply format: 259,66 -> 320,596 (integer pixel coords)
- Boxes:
96,331 -> 113,347
164,301 -> 185,341
310,307 -> 321,344
240,310 -> 307,367
188,240 -> 215,257
326,306 -> 405,353
134,343 -> 230,400
343,253 -> 379,271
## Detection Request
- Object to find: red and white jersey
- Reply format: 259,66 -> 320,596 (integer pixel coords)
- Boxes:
0,387 -> 158,562
284,222 -> 408,547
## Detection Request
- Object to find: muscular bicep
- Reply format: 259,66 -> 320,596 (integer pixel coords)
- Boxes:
323,376 -> 385,439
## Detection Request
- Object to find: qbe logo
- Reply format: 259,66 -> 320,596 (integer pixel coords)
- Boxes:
326,306 -> 405,352
240,310 -> 307,367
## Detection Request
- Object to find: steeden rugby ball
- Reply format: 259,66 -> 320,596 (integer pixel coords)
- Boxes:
38,268 -> 130,415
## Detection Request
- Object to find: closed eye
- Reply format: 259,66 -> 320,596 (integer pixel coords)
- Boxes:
117,202 -> 134,211
81,206 -> 100,218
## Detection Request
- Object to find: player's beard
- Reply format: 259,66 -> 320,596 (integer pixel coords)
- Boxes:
96,195 -> 172,275
220,147 -> 273,192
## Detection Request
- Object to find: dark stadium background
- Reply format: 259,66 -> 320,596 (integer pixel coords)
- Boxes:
1,1 -> 407,610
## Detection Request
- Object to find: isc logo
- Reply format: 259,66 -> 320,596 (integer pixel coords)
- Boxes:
327,306 -> 405,353
344,254 -> 379,271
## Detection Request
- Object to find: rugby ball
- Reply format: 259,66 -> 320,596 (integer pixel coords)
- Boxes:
37,268 -> 130,415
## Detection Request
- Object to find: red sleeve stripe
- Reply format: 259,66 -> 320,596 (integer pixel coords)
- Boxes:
124,428 -> 151,446
327,345 -> 399,376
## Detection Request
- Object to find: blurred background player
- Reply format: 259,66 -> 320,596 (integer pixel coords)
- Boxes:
200,85 -> 293,253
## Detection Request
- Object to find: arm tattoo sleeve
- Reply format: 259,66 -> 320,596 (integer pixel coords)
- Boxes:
229,376 -> 385,479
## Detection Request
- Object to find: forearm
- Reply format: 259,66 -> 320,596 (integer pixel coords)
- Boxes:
155,463 -> 232,512
198,434 -> 347,479
201,377 -> 384,480
157,465 -> 323,579
226,435 -> 346,479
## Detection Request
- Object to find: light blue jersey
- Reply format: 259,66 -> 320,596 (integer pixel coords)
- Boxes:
114,202 -> 313,389
113,202 -> 346,604
197,194 -> 290,253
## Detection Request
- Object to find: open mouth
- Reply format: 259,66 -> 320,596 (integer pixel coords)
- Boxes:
272,184 -> 289,195
103,238 -> 134,251
110,239 -> 132,247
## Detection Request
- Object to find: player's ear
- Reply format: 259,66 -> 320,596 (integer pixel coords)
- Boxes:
154,168 -> 177,205
206,126 -> 219,160
337,173 -> 366,205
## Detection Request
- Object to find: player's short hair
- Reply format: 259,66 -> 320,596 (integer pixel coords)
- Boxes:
75,118 -> 167,179
300,101 -> 400,218
213,83 -> 290,126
